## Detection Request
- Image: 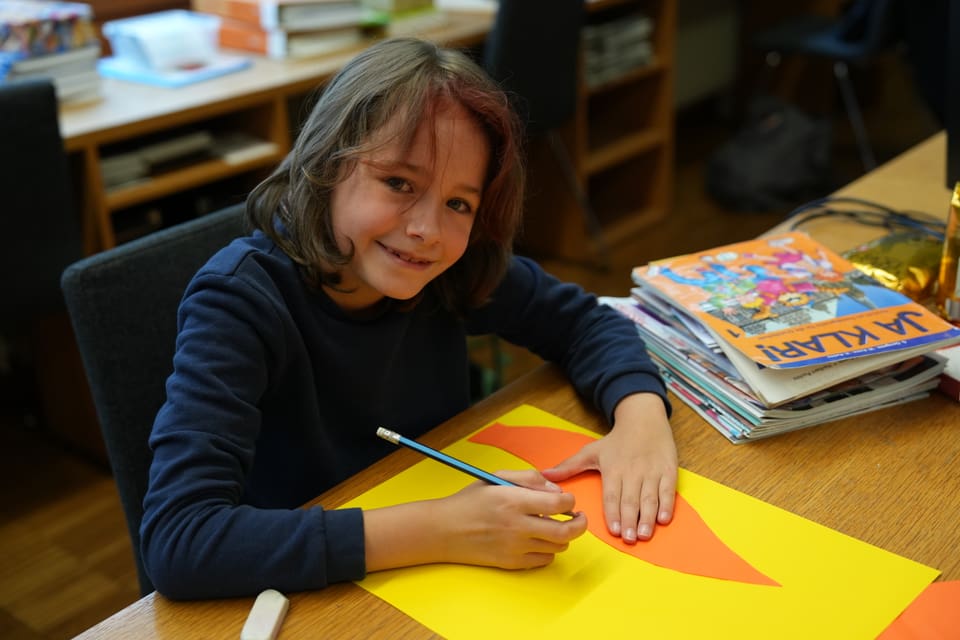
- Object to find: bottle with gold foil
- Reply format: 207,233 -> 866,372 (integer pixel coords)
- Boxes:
937,182 -> 960,324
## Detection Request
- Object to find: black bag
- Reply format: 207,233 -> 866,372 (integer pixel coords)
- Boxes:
706,96 -> 833,212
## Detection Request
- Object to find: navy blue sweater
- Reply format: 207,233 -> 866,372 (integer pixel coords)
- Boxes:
140,231 -> 667,599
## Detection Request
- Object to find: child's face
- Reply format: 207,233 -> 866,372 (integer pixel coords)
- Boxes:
326,101 -> 489,312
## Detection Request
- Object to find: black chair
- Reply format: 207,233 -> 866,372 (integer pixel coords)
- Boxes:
0,78 -> 83,423
0,78 -> 82,327
482,0 -> 609,267
752,0 -> 902,172
61,204 -> 247,596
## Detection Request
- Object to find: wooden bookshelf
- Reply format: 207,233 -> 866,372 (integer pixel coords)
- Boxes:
522,0 -> 676,264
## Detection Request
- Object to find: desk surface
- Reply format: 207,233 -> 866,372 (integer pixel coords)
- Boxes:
766,131 -> 951,252
74,134 -> 959,638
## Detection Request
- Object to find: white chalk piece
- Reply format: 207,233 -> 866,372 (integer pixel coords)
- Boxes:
240,588 -> 289,640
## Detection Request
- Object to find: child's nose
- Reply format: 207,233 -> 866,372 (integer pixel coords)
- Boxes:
405,197 -> 443,241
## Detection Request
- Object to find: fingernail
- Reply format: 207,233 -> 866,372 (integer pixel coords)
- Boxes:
624,527 -> 637,542
659,511 -> 670,523
545,481 -> 560,491
638,524 -> 652,539
610,521 -> 621,535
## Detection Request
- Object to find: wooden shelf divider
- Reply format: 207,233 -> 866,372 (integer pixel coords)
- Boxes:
521,0 -> 676,264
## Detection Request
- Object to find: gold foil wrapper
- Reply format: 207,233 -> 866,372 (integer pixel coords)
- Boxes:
936,183 -> 960,322
843,231 -> 942,303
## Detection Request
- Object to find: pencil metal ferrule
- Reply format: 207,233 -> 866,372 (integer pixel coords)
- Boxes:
376,427 -> 401,444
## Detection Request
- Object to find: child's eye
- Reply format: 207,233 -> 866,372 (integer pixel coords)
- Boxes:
448,198 -> 474,215
385,177 -> 412,193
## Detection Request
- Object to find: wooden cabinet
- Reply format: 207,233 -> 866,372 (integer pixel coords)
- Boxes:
521,0 -> 675,263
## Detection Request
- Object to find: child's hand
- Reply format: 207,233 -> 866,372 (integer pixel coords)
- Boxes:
434,469 -> 588,569
541,392 -> 677,544
363,469 -> 587,573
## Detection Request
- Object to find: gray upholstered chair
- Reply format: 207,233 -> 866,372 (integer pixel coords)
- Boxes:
61,203 -> 247,595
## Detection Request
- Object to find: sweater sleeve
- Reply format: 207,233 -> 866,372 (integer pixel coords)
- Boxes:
466,256 -> 670,423
140,267 -> 365,600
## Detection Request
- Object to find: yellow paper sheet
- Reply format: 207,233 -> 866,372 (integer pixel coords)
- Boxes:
345,405 -> 938,639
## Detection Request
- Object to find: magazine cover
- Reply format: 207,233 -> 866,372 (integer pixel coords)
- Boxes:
633,232 -> 960,369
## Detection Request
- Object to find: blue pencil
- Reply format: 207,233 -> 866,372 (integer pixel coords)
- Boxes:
377,427 -> 514,486
376,427 -> 578,518
377,427 -> 577,518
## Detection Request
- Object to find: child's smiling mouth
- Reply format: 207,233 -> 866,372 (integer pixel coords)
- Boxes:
380,242 -> 433,266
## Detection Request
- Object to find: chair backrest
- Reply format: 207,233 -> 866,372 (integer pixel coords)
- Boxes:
0,78 -> 82,333
61,203 -> 247,596
753,0 -> 901,63
834,0 -> 900,55
482,0 -> 585,135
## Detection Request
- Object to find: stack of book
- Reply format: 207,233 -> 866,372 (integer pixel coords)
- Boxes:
100,130 -> 217,190
581,11 -> 654,89
362,0 -> 447,37
602,232 -> 960,443
99,129 -> 280,190
938,344 -> 960,401
0,0 -> 101,103
192,0 -> 386,59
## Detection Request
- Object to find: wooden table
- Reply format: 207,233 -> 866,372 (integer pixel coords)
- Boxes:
766,131 -> 953,252
74,134 -> 960,638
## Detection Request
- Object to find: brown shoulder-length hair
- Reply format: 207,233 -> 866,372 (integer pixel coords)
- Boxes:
246,37 -> 525,314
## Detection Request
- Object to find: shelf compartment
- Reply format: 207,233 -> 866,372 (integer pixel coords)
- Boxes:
105,150 -> 283,211
586,70 -> 668,155
99,99 -> 289,213
111,173 -> 254,245
585,129 -> 663,176
587,60 -> 665,95
589,147 -> 668,241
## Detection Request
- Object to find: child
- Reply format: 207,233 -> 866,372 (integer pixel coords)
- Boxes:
140,37 -> 677,600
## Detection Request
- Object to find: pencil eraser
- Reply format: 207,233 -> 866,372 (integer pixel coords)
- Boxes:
240,588 -> 289,640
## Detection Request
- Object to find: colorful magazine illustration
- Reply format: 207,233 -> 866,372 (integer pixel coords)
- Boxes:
632,232 -> 960,370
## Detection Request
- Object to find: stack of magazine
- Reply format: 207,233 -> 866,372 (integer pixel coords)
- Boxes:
0,1 -> 102,103
602,231 -> 960,443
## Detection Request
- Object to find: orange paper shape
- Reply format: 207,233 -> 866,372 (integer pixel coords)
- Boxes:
878,580 -> 960,639
469,422 -> 779,587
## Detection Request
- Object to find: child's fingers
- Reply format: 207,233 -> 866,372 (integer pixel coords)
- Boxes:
533,511 -> 588,544
615,473 -> 676,542
514,552 -> 557,569
481,481 -> 581,522
602,474 -> 654,543
499,514 -> 586,570
493,469 -> 562,492
632,485 -> 661,541
540,445 -> 597,481
657,475 -> 677,524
